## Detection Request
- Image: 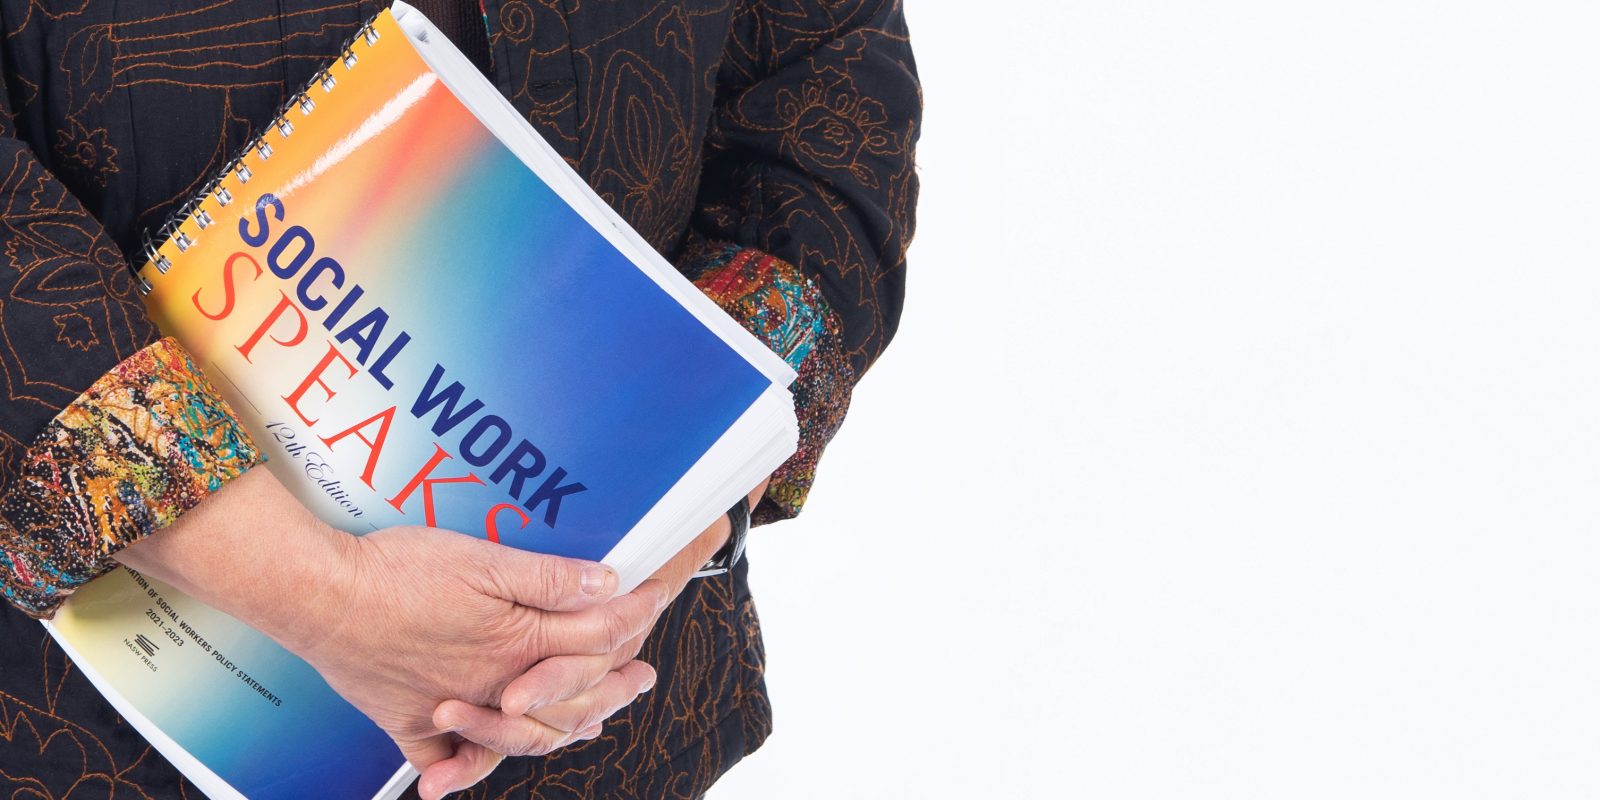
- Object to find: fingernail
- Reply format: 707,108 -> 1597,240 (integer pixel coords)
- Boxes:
581,565 -> 615,597
640,675 -> 656,692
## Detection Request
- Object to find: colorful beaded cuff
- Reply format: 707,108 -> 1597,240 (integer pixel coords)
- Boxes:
684,242 -> 854,524
0,338 -> 260,618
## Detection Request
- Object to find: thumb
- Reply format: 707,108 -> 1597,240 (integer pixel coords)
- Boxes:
417,741 -> 503,800
481,545 -> 619,611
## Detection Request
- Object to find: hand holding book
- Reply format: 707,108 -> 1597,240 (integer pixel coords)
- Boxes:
116,467 -> 670,792
419,476 -> 772,799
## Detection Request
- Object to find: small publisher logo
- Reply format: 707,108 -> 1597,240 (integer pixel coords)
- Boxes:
133,634 -> 160,657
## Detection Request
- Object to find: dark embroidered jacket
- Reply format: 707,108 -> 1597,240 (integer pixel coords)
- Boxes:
0,1 -> 917,798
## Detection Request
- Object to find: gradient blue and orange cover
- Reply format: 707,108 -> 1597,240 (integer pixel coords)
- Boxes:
46,9 -> 777,799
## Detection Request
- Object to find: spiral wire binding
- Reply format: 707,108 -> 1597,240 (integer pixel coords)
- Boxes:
135,19 -> 383,295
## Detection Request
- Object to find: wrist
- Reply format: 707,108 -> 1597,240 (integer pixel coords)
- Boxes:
227,513 -> 357,659
115,466 -> 357,657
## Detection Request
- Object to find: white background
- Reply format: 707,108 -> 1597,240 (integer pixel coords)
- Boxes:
715,2 -> 1600,798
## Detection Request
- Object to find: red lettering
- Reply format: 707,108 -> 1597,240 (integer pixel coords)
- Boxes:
236,291 -> 308,362
282,342 -> 356,427
193,251 -> 264,321
485,503 -> 529,544
386,444 -> 484,528
319,406 -> 397,489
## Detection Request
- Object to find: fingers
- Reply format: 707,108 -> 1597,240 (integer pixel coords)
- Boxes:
526,660 -> 656,735
480,545 -> 620,611
530,579 -> 670,659
500,652 -> 616,717
502,623 -> 657,716
432,700 -> 574,758
416,740 -> 504,800
434,661 -> 655,759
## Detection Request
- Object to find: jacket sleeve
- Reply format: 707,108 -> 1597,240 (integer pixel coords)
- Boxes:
680,0 -> 920,525
0,68 -> 260,619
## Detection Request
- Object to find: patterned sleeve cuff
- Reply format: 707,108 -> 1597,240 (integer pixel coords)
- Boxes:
0,337 -> 261,618
681,241 -> 855,525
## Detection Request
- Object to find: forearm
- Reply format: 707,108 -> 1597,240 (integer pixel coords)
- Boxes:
0,339 -> 262,617
114,466 -> 353,655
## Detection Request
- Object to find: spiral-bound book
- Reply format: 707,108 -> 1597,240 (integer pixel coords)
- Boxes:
40,4 -> 797,799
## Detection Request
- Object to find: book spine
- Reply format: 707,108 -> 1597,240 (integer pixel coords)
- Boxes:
134,17 -> 387,294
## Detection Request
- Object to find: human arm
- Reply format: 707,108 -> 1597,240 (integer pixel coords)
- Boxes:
680,0 -> 921,523
0,76 -> 240,617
